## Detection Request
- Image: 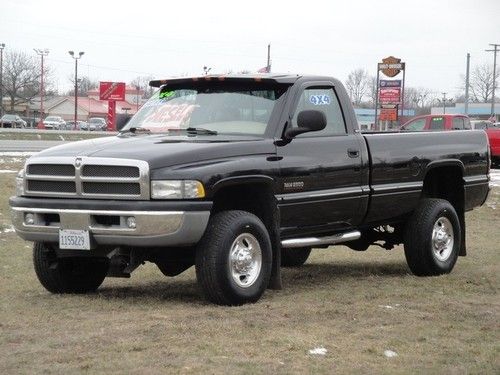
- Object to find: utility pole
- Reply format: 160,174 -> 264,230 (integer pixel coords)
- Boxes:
486,44 -> 499,119
34,48 -> 49,129
68,51 -> 84,130
441,92 -> 447,114
465,53 -> 470,115
267,44 -> 271,73
0,43 -> 5,118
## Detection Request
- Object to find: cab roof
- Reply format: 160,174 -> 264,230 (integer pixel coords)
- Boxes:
149,73 -> 303,88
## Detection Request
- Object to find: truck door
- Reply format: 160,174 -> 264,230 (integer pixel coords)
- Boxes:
276,84 -> 367,237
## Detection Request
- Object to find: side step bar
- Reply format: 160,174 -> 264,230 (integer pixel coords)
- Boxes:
281,230 -> 361,248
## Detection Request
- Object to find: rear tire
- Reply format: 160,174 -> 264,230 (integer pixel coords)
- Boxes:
195,210 -> 272,306
33,242 -> 109,293
404,199 -> 461,276
281,247 -> 312,267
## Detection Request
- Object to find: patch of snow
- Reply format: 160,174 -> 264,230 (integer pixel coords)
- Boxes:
490,170 -> 500,188
0,152 -> 35,157
1,225 -> 15,234
384,350 -> 398,358
379,305 -> 394,309
309,347 -> 327,356
59,135 -> 65,141
0,169 -> 16,173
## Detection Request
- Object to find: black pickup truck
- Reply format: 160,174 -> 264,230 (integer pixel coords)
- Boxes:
9,74 -> 491,305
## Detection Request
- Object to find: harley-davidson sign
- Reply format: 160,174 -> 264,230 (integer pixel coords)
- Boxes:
378,56 -> 405,77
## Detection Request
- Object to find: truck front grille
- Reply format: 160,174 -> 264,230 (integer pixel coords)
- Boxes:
24,157 -> 149,200
27,180 -> 76,193
82,182 -> 141,195
28,164 -> 75,176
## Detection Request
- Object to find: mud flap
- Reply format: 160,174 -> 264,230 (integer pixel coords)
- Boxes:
267,203 -> 282,290
459,210 -> 466,256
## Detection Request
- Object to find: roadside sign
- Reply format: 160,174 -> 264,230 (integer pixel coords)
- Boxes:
378,56 -> 405,77
379,87 -> 401,104
379,108 -> 398,121
99,82 -> 126,101
380,80 -> 401,88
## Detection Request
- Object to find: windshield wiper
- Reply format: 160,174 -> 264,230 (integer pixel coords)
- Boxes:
120,127 -> 151,135
169,127 -> 218,135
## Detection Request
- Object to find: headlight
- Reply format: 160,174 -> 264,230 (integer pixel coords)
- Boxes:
16,169 -> 25,196
151,180 -> 205,199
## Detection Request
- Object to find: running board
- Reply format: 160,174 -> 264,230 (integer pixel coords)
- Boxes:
281,230 -> 361,248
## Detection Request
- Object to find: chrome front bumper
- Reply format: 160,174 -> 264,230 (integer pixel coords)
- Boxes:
11,206 -> 210,247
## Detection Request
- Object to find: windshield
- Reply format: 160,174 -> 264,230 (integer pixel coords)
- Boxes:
123,82 -> 287,135
45,116 -> 59,121
89,118 -> 104,124
2,115 -> 16,120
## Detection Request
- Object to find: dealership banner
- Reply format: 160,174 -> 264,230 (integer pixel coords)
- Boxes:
99,82 -> 126,101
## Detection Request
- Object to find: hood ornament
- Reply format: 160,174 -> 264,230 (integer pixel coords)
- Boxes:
75,157 -> 82,168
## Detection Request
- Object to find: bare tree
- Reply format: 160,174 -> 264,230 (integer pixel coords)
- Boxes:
130,75 -> 155,99
466,64 -> 499,103
67,76 -> 98,96
367,76 -> 378,108
345,69 -> 369,106
3,50 -> 51,111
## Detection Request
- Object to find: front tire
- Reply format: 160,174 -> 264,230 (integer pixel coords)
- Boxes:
404,199 -> 461,276
33,242 -> 109,293
195,210 -> 272,306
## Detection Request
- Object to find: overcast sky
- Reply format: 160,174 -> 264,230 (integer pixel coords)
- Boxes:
1,0 -> 499,97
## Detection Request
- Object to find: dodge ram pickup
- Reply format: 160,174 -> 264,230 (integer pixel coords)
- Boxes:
9,74 -> 491,305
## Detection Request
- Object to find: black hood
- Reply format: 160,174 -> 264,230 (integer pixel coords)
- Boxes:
35,134 -> 276,169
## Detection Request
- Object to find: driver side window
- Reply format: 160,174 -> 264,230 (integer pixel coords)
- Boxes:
292,87 -> 346,136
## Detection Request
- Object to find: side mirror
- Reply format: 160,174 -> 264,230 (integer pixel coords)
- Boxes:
285,110 -> 327,139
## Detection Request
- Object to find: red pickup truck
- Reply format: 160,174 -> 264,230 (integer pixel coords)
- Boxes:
401,114 -> 500,167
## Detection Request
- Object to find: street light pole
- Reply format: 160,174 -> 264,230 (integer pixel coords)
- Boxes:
68,51 -> 84,130
441,92 -> 447,114
486,44 -> 499,119
0,43 -> 5,118
34,48 -> 49,129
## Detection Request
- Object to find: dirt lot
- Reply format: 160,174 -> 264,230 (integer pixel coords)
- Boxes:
0,157 -> 498,374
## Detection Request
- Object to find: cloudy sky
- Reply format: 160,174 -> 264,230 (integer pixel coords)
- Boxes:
1,0 -> 499,97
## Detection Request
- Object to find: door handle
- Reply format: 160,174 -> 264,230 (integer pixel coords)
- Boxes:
347,149 -> 360,158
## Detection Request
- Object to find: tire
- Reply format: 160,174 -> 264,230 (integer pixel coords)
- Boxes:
195,210 -> 272,306
404,198 -> 461,276
281,247 -> 312,267
33,242 -> 109,293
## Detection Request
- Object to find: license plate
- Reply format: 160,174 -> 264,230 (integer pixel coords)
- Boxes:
59,229 -> 90,250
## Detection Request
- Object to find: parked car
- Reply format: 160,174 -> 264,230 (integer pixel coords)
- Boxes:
400,114 -> 471,131
9,74 -> 490,305
43,116 -> 66,130
83,117 -> 107,131
470,120 -> 494,130
65,120 -> 87,130
0,114 -> 27,128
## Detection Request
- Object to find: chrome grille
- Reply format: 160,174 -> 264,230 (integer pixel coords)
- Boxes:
27,180 -> 76,193
24,157 -> 150,200
82,165 -> 139,178
83,182 -> 141,195
28,164 -> 75,176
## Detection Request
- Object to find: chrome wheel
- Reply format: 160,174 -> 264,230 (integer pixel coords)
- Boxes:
432,216 -> 454,262
229,233 -> 262,288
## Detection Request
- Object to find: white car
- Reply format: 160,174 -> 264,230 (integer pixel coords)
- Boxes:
43,116 -> 66,130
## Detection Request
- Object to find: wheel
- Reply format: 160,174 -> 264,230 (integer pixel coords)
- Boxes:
195,210 -> 272,306
404,199 -> 461,276
33,242 -> 109,293
281,247 -> 312,267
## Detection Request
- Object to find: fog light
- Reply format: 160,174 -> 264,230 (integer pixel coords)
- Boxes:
126,216 -> 136,229
25,213 -> 35,225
